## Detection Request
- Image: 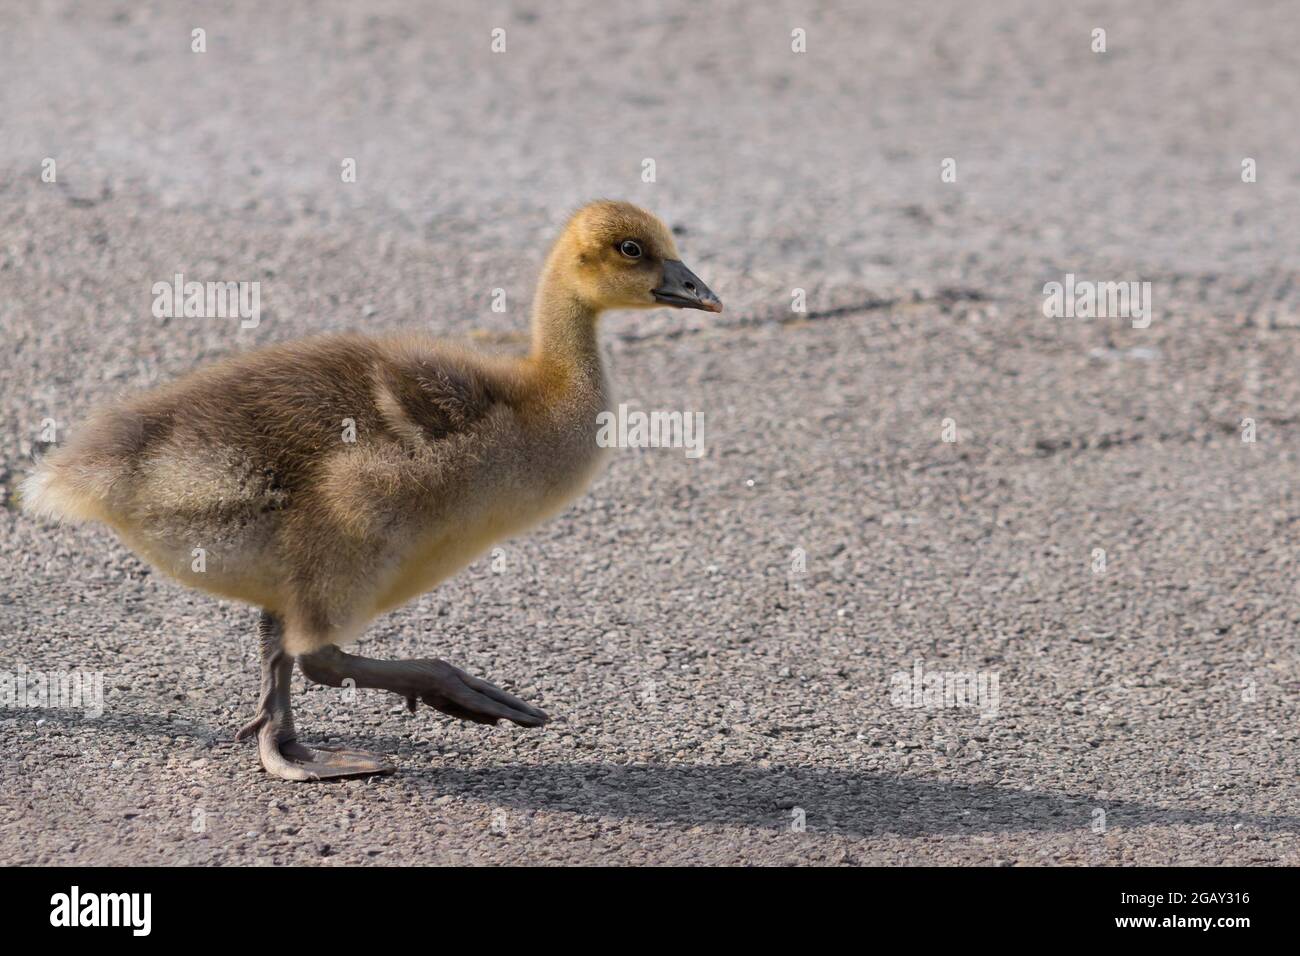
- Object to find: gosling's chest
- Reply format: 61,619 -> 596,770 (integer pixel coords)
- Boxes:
374,400 -> 610,614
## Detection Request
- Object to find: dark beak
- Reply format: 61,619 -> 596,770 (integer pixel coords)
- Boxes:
653,259 -> 723,313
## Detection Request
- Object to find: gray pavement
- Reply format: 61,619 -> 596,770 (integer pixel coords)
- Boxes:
0,0 -> 1297,865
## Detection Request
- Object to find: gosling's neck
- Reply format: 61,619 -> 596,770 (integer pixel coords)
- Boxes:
528,261 -> 605,389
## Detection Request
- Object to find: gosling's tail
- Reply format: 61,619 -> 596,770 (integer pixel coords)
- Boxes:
17,466 -> 55,519
20,457 -> 103,524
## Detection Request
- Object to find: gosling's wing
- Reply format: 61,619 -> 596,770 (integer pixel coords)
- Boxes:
301,335 -> 529,544
370,337 -> 509,445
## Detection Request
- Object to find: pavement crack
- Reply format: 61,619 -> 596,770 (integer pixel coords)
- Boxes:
1032,431 -> 1150,458
781,295 -> 899,325
615,286 -> 995,346
1029,414 -> 1300,459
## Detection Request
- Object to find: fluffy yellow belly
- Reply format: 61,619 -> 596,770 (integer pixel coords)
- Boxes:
109,520 -> 283,610
371,524 -> 501,614
370,494 -> 574,615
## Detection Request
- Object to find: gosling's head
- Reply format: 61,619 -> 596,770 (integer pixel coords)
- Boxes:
551,200 -> 722,314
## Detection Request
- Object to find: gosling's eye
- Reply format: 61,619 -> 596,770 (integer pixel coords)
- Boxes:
618,239 -> 642,259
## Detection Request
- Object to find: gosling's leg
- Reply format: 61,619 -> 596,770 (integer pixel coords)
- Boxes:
298,645 -> 549,728
235,611 -> 394,781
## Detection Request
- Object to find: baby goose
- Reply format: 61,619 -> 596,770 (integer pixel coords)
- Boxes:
23,200 -> 721,781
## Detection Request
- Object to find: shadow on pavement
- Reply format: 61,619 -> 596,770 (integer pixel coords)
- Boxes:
398,762 -> 1300,838
19,709 -> 1296,839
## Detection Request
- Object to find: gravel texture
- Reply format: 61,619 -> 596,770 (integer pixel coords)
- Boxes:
0,0 -> 1297,865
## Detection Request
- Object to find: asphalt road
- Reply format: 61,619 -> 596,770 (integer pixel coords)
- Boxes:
1,1 -> 1297,865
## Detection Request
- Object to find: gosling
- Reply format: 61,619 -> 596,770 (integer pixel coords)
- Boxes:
22,200 -> 722,781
